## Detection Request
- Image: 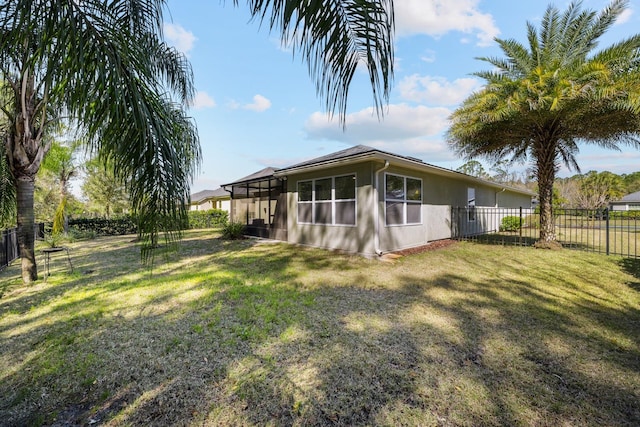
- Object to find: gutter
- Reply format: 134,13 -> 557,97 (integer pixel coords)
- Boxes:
373,160 -> 390,256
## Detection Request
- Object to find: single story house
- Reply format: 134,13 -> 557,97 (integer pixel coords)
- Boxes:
223,145 -> 534,256
610,191 -> 640,211
190,187 -> 231,212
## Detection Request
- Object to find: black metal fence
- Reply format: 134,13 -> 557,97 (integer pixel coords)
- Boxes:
452,207 -> 639,258
0,224 -> 45,271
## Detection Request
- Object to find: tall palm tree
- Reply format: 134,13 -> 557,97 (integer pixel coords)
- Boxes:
0,0 -> 394,283
447,0 -> 640,245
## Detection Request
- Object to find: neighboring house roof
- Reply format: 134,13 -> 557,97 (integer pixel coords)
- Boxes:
612,190 -> 640,204
274,144 -> 535,196
222,167 -> 280,187
190,187 -> 230,204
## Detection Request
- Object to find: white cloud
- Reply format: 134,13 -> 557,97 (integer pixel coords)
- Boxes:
616,8 -> 633,25
421,49 -> 437,63
191,91 -> 216,109
244,94 -> 272,112
163,23 -> 197,56
304,104 -> 455,161
398,75 -> 482,105
395,0 -> 499,46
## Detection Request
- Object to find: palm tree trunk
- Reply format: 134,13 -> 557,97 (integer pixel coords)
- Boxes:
535,142 -> 557,244
16,176 -> 37,283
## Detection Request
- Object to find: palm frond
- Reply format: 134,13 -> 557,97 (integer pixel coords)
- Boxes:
0,0 -> 200,259
0,142 -> 16,227
239,0 -> 394,120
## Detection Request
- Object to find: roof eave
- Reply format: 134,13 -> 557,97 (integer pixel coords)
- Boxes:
274,151 -> 535,197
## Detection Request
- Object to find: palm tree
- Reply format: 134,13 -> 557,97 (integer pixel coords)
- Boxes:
447,0 -> 640,245
39,140 -> 80,234
0,0 -> 394,283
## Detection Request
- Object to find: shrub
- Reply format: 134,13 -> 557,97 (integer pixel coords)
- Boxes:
500,216 -> 522,232
221,221 -> 246,240
67,216 -> 137,236
43,232 -> 65,248
187,209 -> 228,229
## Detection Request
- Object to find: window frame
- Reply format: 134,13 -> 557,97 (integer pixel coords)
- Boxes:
296,173 -> 357,226
384,173 -> 423,226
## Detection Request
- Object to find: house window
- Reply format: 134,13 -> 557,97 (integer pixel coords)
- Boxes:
467,187 -> 476,221
297,174 -> 356,225
385,173 -> 422,225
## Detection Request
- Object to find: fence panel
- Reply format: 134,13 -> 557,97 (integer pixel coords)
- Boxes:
1,228 -> 19,271
452,207 -> 639,258
0,224 -> 45,271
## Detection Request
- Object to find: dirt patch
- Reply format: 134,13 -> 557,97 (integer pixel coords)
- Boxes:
389,239 -> 457,256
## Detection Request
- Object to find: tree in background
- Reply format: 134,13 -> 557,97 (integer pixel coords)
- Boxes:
456,160 -> 489,179
556,171 -> 627,209
448,0 -> 640,247
82,157 -> 129,219
0,0 -> 394,284
622,171 -> 640,194
37,140 -> 80,233
575,171 -> 625,210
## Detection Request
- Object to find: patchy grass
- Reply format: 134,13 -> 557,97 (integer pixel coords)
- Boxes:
1,229 -> 639,426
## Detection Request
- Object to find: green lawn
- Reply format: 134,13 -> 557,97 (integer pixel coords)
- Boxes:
1,230 -> 639,426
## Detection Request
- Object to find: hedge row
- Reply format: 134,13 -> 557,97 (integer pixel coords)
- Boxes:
187,209 -> 228,229
68,216 -> 138,236
52,209 -> 228,237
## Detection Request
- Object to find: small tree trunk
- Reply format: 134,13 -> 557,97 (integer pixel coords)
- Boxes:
16,176 -> 37,283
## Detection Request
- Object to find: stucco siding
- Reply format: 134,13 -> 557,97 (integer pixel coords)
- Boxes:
284,160 -> 532,255
286,162 -> 377,255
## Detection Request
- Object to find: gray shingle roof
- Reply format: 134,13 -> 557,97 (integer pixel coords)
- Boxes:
619,191 -> 640,202
223,167 -> 280,186
190,187 -> 229,203
281,144 -> 424,171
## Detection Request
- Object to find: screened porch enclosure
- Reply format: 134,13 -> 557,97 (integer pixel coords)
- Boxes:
230,176 -> 287,240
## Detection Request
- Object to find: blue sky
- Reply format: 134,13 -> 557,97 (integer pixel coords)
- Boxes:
161,0 -> 640,193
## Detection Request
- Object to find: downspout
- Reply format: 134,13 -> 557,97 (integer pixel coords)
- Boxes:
374,160 -> 390,256
495,188 -> 506,207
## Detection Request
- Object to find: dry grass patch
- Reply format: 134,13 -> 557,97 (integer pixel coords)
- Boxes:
1,229 -> 639,426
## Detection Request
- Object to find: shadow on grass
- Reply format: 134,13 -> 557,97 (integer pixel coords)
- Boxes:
1,234 -> 639,426
619,258 -> 640,291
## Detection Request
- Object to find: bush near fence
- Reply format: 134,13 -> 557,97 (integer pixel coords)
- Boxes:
500,216 -> 522,232
187,209 -> 228,229
67,216 -> 138,236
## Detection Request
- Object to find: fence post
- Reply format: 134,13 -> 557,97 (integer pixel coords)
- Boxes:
519,207 -> 523,239
2,230 -> 7,269
605,208 -> 610,256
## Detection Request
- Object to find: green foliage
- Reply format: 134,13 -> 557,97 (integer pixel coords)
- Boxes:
0,143 -> 15,228
81,157 -> 129,218
577,171 -> 625,209
610,210 -> 640,219
456,160 -> 488,179
221,222 -> 246,240
67,217 -> 137,237
447,0 -> 640,242
500,216 -> 522,232
52,197 -> 67,235
187,209 -> 228,229
43,232 -> 64,248
622,172 -> 640,194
